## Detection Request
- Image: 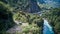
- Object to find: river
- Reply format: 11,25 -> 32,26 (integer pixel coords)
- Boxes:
43,18 -> 54,34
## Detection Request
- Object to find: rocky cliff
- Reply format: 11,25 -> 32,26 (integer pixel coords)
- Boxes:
24,0 -> 41,13
1,0 -> 41,13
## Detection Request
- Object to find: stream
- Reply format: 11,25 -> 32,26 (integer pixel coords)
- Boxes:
39,12 -> 54,34
43,19 -> 54,34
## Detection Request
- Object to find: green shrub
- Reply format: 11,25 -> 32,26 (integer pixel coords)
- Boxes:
21,24 -> 40,34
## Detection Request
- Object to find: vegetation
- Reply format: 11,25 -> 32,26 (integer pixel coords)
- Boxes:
0,1 -> 43,34
21,23 -> 41,34
0,1 -> 15,34
0,0 -> 60,34
13,11 -> 43,34
13,11 -> 43,26
6,0 -> 29,11
42,8 -> 60,34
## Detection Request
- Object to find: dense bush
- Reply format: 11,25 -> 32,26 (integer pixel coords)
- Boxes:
0,0 -> 43,34
21,24 -> 40,34
13,12 -> 43,34
13,11 -> 43,26
15,23 -> 42,34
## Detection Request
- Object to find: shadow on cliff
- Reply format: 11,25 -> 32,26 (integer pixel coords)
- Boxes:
0,6 -> 16,33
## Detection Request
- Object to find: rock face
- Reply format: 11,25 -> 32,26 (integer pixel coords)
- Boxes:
24,0 -> 41,13
3,0 -> 41,13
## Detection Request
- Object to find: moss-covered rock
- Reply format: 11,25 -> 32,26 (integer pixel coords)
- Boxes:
13,11 -> 43,34
13,11 -> 43,25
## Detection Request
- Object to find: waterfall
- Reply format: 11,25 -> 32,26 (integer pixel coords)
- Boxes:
43,19 -> 54,34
